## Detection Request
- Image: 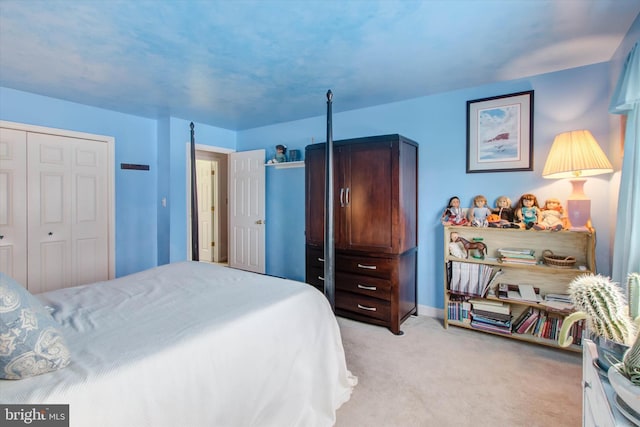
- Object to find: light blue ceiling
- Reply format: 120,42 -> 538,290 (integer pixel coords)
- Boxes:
1,0 -> 639,130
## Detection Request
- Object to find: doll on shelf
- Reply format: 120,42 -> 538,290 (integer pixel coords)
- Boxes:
441,196 -> 468,226
515,193 -> 541,229
533,198 -> 566,231
488,195 -> 519,228
274,144 -> 287,162
469,195 -> 491,227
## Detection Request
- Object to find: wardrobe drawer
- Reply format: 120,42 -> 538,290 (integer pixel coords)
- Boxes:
306,246 -> 326,270
336,271 -> 391,300
336,254 -> 395,279
336,291 -> 391,321
306,266 -> 325,291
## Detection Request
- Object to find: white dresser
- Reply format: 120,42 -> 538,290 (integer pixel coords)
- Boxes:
583,340 -> 636,426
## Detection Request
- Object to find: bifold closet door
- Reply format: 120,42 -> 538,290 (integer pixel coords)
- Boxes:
0,128 -> 28,286
27,132 -> 109,293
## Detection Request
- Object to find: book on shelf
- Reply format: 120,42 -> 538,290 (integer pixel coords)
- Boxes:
498,283 -> 543,303
448,261 -> 494,296
470,319 -> 512,335
512,309 -> 532,331
471,312 -> 511,328
469,298 -> 510,315
518,284 -> 539,302
545,293 -> 572,303
497,248 -> 535,256
516,308 -> 540,334
500,257 -> 538,265
497,248 -> 537,264
447,297 -> 472,323
481,269 -> 503,297
539,300 -> 574,312
471,308 -> 511,322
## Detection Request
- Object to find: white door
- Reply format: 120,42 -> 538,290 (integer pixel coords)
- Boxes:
228,149 -> 265,273
196,159 -> 213,262
0,128 -> 28,286
27,132 -> 109,293
211,159 -> 220,262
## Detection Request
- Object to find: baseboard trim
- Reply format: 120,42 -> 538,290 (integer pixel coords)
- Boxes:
417,304 -> 443,320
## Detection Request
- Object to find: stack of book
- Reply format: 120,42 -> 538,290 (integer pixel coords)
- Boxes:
469,298 -> 511,334
497,248 -> 537,265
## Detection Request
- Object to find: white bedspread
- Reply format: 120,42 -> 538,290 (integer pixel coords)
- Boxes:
0,262 -> 356,427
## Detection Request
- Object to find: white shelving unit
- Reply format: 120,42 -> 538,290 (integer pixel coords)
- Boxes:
264,161 -> 304,169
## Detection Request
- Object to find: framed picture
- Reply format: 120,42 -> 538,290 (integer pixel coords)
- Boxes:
466,90 -> 534,173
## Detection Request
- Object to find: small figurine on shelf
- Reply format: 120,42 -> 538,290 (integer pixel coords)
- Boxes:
448,232 -> 466,258
489,195 -> 519,228
441,196 -> 468,226
274,144 -> 287,162
266,144 -> 288,164
515,193 -> 541,229
468,195 -> 491,227
533,198 -> 566,231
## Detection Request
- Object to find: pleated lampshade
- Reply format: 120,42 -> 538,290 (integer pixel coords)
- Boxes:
542,130 -> 613,178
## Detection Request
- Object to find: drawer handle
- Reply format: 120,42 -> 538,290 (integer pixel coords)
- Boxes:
584,381 -> 591,389
318,276 -> 325,281
357,304 -> 377,312
357,284 -> 377,291
357,263 -> 377,270
317,257 -> 325,262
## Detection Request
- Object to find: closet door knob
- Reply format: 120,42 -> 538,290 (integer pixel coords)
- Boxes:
0,235 -> 3,239
48,232 -> 53,236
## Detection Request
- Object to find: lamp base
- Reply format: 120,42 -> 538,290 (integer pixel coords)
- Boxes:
567,197 -> 591,231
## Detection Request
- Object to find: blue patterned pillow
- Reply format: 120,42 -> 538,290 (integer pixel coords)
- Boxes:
0,273 -> 71,379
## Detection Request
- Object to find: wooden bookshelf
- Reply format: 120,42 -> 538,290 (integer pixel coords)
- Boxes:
443,225 -> 596,352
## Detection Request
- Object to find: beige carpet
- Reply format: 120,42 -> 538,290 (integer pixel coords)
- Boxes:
335,315 -> 582,427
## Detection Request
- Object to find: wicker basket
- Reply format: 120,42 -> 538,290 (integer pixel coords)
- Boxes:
542,249 -> 576,268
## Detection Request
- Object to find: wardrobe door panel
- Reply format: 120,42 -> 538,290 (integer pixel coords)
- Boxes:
344,141 -> 394,252
305,145 -> 325,247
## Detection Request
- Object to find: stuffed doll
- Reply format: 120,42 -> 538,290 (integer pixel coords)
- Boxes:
489,195 -> 519,228
515,193 -> 541,229
533,198 -> 566,231
468,195 -> 491,227
441,196 -> 468,226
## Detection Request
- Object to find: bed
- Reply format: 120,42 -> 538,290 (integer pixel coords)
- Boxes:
0,261 -> 356,427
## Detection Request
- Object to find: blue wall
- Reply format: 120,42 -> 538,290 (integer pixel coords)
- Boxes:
0,87 -> 159,277
238,63 -> 616,313
1,31 -> 633,313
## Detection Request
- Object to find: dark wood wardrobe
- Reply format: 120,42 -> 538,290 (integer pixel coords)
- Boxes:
305,134 -> 418,334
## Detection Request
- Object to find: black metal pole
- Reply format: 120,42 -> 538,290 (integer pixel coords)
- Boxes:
190,122 -> 199,261
324,90 -> 335,311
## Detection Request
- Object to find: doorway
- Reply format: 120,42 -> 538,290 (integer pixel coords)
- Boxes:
190,147 -> 229,263
187,146 -> 266,273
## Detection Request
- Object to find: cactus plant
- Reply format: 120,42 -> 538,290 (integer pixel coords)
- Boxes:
558,273 -> 636,348
619,334 -> 640,386
619,273 -> 640,386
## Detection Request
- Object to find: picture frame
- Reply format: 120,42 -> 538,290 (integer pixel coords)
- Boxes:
466,90 -> 534,173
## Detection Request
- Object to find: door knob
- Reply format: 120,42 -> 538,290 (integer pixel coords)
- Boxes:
0,235 -> 3,239
255,220 -> 264,225
48,232 -> 53,236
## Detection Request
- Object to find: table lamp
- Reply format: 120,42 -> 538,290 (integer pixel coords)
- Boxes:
542,130 -> 613,231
